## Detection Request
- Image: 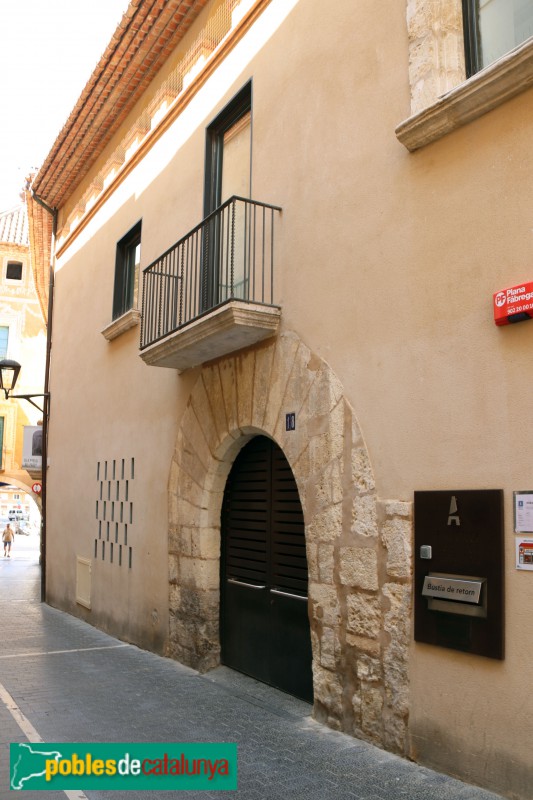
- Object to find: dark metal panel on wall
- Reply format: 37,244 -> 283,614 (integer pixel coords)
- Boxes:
414,490 -> 504,659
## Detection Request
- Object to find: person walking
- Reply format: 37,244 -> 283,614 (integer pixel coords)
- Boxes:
3,523 -> 14,557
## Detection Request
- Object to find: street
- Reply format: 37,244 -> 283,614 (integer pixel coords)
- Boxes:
0,535 -> 504,800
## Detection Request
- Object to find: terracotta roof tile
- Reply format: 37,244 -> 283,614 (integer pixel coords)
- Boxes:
26,195 -> 53,324
32,0 -> 209,209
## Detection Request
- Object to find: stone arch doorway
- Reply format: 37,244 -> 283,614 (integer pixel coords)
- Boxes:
169,332 -> 412,754
220,435 -> 313,701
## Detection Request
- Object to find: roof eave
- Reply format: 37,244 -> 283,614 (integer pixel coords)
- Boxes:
32,0 -> 209,209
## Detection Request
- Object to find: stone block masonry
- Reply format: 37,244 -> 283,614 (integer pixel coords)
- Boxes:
168,331 -> 412,755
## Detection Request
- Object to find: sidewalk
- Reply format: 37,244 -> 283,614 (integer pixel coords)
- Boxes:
0,534 -> 505,800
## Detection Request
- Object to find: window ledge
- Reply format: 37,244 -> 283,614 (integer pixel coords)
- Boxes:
396,38 -> 533,151
101,308 -> 141,341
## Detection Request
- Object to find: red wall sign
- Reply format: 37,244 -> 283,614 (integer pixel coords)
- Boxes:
32,483 -> 42,495
493,281 -> 533,325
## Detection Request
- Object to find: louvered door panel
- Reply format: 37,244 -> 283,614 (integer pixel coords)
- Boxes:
223,436 -> 268,585
271,446 -> 308,596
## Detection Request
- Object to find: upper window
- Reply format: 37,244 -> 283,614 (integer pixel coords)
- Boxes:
112,222 -> 142,320
398,0 -> 533,150
464,0 -> 533,75
203,83 -> 252,310
0,327 -> 9,359
6,262 -> 22,281
204,84 -> 252,217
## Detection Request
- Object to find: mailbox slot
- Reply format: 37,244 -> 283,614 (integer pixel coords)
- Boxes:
422,573 -> 487,618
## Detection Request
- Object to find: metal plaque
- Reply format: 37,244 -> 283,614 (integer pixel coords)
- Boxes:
422,575 -> 483,604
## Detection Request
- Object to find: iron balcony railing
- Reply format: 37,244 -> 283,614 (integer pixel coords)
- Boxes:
140,196 -> 282,350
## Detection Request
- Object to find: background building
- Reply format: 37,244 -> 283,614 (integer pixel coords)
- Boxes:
27,1 -> 533,798
0,204 -> 46,521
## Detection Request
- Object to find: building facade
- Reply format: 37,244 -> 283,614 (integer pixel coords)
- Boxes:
29,1 -> 533,797
0,204 -> 46,510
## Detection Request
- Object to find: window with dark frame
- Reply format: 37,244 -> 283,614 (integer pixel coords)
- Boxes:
6,262 -> 22,280
202,82 -> 252,311
112,222 -> 142,320
463,0 -> 533,76
204,82 -> 251,217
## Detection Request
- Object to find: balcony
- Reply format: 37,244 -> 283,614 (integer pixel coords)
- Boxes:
140,196 -> 282,371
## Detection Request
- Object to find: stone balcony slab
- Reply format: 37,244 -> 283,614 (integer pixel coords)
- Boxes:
139,300 -> 281,371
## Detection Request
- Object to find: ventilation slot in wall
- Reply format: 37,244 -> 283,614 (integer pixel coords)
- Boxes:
95,457 -> 135,568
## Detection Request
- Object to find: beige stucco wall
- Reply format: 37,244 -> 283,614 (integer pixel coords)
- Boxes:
45,0 -> 533,797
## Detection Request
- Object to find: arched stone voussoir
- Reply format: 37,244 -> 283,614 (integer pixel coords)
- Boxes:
262,333 -> 300,434
217,358 -> 240,434
200,367 -> 228,443
189,373 -> 226,456
233,348 -> 256,429
251,339 -> 276,429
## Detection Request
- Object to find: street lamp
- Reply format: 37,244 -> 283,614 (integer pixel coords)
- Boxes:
0,358 -> 49,411
0,359 -> 21,398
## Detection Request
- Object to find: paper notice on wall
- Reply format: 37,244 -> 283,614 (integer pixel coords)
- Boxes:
514,492 -> 533,533
516,537 -> 533,571
22,426 -> 42,470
